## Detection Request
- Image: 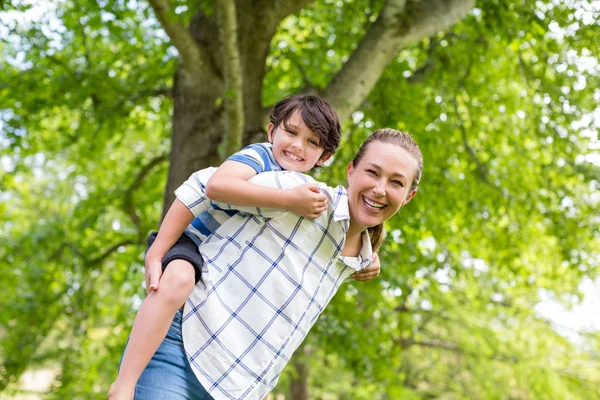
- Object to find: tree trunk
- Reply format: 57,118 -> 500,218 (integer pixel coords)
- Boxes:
290,356 -> 310,400
162,66 -> 225,217
161,8 -> 225,217
158,0 -> 475,219
160,2 -> 306,217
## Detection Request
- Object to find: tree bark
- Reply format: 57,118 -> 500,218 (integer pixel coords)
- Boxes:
322,0 -> 475,123
290,356 -> 309,400
159,0 -> 310,215
162,63 -> 225,217
147,0 -> 211,77
216,0 -> 244,157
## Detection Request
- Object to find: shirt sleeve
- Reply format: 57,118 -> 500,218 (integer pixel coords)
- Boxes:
226,143 -> 276,173
174,167 -> 218,217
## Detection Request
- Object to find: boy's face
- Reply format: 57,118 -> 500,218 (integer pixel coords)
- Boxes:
267,110 -> 331,172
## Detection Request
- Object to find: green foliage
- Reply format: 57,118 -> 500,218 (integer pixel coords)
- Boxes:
1,0 -> 599,398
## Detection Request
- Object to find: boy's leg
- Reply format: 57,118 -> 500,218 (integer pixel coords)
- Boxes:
109,260 -> 196,399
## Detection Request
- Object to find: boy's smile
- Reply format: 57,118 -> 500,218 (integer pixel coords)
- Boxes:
282,150 -> 304,162
268,110 -> 330,172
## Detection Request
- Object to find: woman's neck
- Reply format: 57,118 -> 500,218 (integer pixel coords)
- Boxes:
342,221 -> 365,257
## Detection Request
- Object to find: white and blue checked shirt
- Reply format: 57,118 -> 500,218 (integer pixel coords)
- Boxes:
175,168 -> 373,400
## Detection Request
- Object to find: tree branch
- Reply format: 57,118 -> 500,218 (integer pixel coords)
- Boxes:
77,20 -> 102,110
451,95 -> 487,177
147,0 -> 208,76
287,51 -> 318,93
216,0 -> 244,157
124,154 -> 169,232
451,62 -> 507,196
268,0 -> 316,20
102,87 -> 173,120
406,38 -> 439,83
322,0 -> 475,122
89,239 -> 137,265
398,335 -> 519,364
398,338 -> 461,352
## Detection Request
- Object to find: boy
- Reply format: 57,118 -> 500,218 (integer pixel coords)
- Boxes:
109,94 -> 342,399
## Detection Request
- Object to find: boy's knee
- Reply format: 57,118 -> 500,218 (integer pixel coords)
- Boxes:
158,260 -> 196,304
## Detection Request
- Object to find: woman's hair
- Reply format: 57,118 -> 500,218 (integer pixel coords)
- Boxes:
367,224 -> 386,253
352,128 -> 424,252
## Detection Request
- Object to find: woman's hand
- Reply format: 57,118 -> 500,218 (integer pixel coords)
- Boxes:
352,252 -> 381,282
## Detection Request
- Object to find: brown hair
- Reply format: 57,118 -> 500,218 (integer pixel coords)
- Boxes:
269,94 -> 341,156
352,128 -> 424,252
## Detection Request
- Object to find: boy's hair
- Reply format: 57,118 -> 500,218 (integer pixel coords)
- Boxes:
269,94 -> 341,156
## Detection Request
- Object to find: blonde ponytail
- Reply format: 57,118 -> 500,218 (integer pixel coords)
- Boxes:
368,223 -> 385,253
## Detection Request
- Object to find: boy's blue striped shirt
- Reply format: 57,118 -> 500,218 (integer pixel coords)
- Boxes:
184,142 -> 282,245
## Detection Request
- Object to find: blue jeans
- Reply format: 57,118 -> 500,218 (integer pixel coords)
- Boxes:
122,310 -> 213,400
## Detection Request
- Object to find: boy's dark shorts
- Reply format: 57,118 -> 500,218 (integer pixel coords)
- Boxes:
146,232 -> 203,284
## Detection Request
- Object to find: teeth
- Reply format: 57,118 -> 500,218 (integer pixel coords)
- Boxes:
364,197 -> 385,209
285,151 -> 302,161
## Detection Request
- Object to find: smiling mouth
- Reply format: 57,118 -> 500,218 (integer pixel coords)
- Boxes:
362,196 -> 386,211
283,150 -> 304,162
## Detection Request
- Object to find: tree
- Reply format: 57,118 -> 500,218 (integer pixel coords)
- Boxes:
1,0 -> 599,398
151,0 -> 475,218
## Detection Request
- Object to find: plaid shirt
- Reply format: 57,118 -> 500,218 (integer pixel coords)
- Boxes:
175,168 -> 372,400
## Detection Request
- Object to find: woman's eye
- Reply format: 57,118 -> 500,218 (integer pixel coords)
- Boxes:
392,180 -> 404,187
367,170 -> 377,175
288,131 -> 297,136
309,140 -> 319,146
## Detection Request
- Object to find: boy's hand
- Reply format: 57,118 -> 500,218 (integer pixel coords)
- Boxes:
352,252 -> 381,282
287,184 -> 328,219
145,255 -> 163,295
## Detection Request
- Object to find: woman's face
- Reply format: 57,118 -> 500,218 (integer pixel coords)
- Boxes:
347,141 -> 418,231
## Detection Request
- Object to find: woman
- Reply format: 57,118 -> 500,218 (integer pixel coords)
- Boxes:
115,128 -> 423,400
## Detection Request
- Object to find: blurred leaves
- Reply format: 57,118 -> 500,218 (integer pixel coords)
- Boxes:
1,0 -> 599,398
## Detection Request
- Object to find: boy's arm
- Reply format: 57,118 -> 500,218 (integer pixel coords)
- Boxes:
205,160 -> 328,219
144,199 -> 195,293
175,166 -> 289,218
145,166 -> 219,293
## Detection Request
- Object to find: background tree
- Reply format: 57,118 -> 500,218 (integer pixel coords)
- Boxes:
1,0 -> 599,399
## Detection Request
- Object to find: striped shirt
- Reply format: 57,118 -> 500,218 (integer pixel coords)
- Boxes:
175,168 -> 372,400
184,143 -> 282,245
